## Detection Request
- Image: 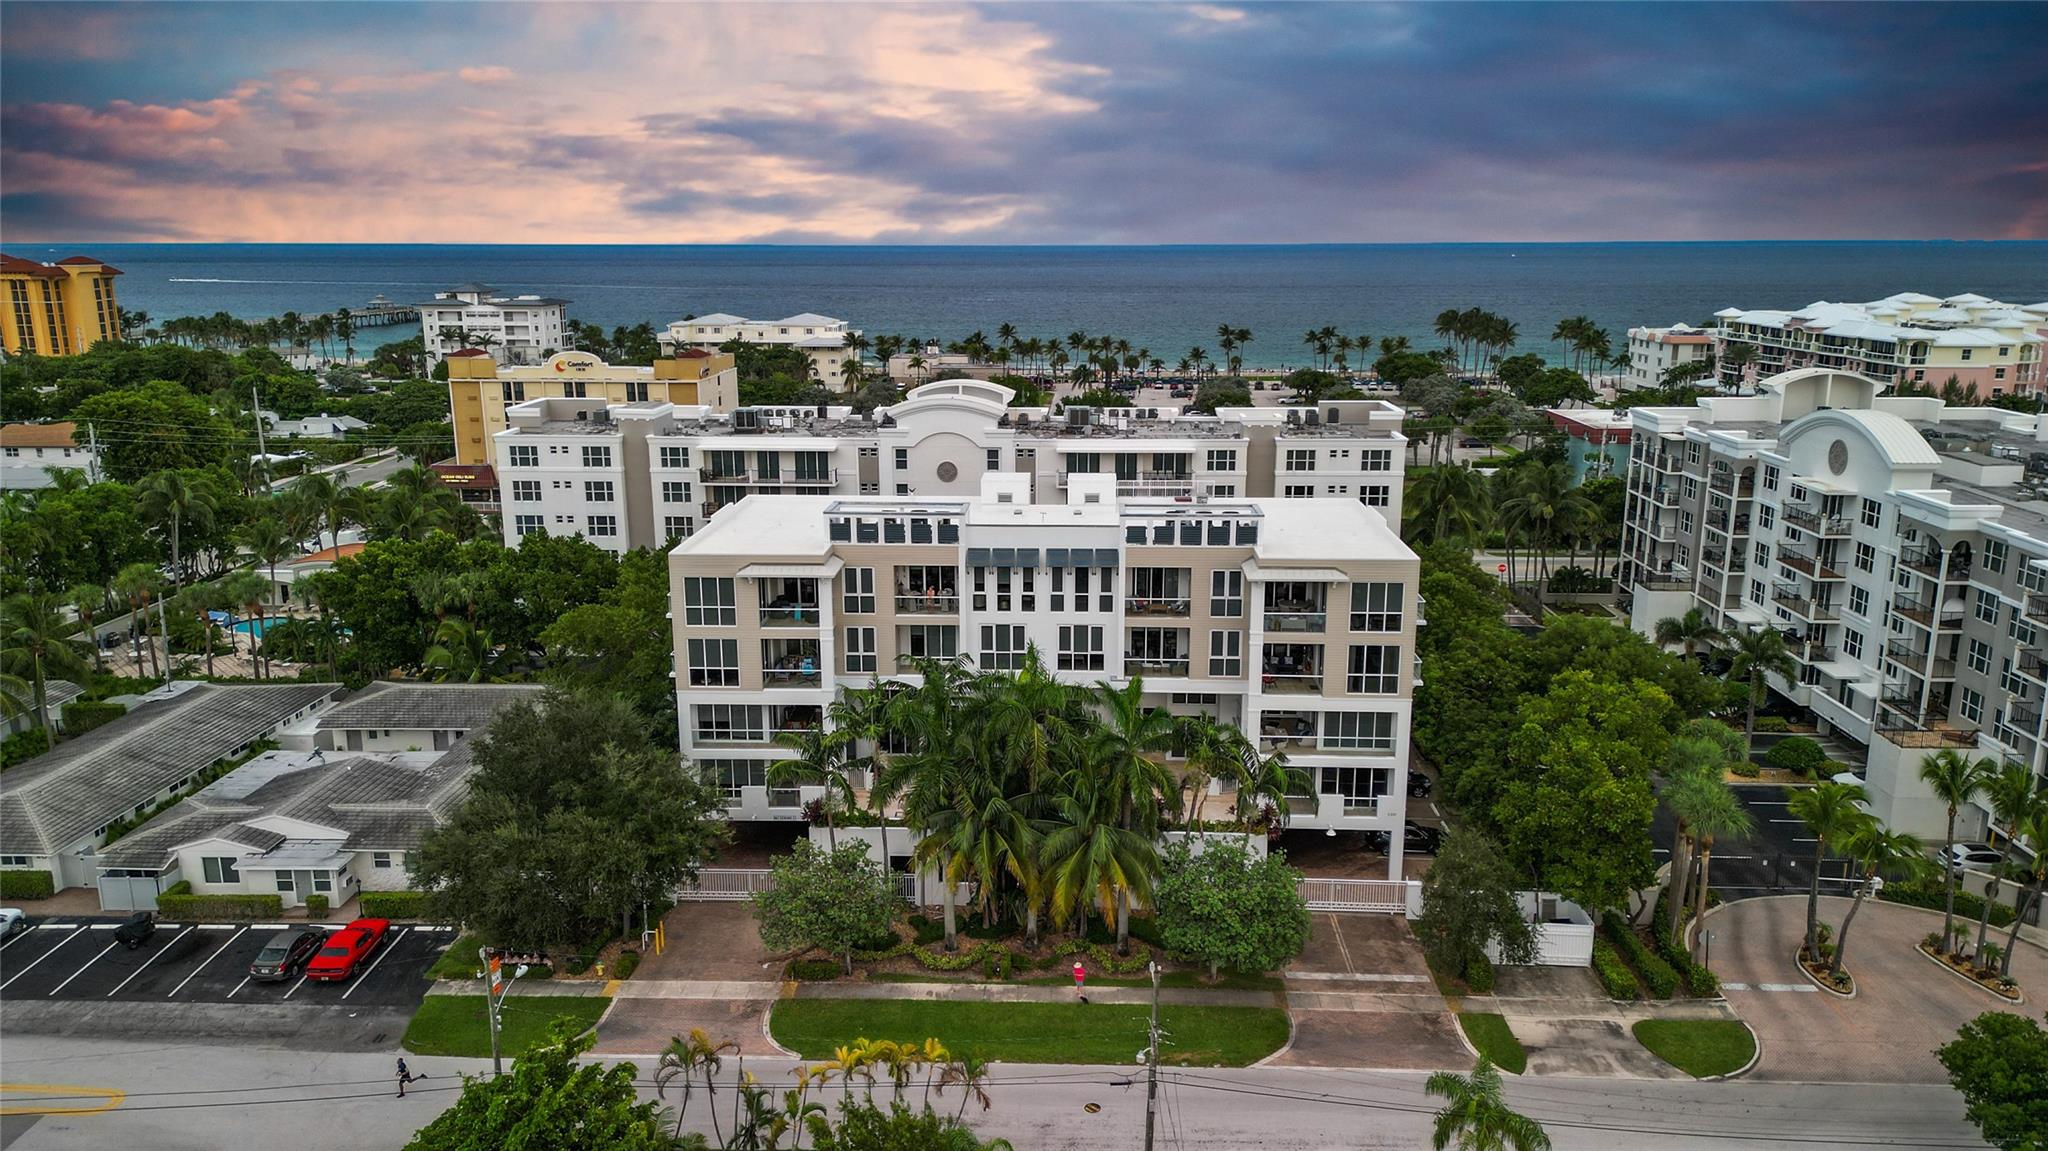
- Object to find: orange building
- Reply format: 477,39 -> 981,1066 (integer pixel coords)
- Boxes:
1,254 -> 123,356
445,348 -> 739,466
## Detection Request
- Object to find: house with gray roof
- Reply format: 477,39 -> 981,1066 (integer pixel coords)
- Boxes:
0,681 -> 341,893
93,683 -> 541,911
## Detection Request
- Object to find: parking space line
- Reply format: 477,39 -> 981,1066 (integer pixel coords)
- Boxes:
86,924 -> 117,931
282,971 -> 311,1000
0,927 -> 84,989
39,923 -> 79,929
103,926 -> 192,997
168,927 -> 246,998
341,928 -> 408,999
228,976 -> 251,999
47,941 -> 120,996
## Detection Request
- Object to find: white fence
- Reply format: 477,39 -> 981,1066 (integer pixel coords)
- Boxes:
1298,877 -> 1422,917
676,867 -> 924,904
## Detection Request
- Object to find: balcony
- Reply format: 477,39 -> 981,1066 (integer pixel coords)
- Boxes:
1261,673 -> 1323,694
1706,512 -> 1751,536
1126,598 -> 1191,617
1894,598 -> 1966,630
1779,548 -> 1844,581
1124,657 -> 1191,678
762,667 -> 822,689
2009,703 -> 2043,733
1799,642 -> 1839,664
1337,796 -> 1383,819
1873,714 -> 1978,749
760,606 -> 821,628
894,593 -> 960,615
1258,713 -> 1317,751
1648,520 -> 1679,542
1263,611 -> 1328,633
1772,585 -> 1839,621
1708,472 -> 1755,497
2026,595 -> 2048,625
2020,649 -> 2048,681
1649,485 -> 1679,507
1783,505 -> 1852,536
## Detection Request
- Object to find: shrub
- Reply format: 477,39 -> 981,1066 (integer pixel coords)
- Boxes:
1592,940 -> 1640,999
1754,716 -> 1791,733
1765,736 -> 1826,777
305,894 -> 330,920
613,949 -> 640,980
156,881 -> 283,920
1731,761 -> 1762,778
0,869 -> 56,900
907,915 -> 945,946
1007,949 -> 1037,973
359,890 -> 431,920
1463,956 -> 1496,993
1880,881 -> 2017,928
564,955 -> 591,976
1601,914 -> 1678,999
60,699 -> 126,735
785,959 -> 842,982
1,727 -> 50,768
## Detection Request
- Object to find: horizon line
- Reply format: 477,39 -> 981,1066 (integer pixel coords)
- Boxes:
9,238 -> 2044,250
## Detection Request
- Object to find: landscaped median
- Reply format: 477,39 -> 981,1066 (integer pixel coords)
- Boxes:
402,995 -> 611,1058
1455,1012 -> 1527,1074
1630,1019 -> 1756,1078
768,998 -> 1290,1067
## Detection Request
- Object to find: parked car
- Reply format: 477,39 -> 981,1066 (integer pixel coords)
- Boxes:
1943,843 -> 2004,875
112,911 -> 156,949
0,908 -> 28,940
304,918 -> 391,982
1360,821 -> 1445,856
249,928 -> 326,982
1407,772 -> 1435,799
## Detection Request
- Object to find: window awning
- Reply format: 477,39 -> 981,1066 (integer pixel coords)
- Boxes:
1241,563 -> 1350,583
737,559 -> 845,579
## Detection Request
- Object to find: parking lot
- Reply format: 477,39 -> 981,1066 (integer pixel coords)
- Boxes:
0,916 -> 450,1008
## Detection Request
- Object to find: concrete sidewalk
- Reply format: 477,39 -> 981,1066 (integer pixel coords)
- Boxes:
792,980 -> 1281,1008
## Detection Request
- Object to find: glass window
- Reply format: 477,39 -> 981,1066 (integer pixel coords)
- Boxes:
663,516 -> 692,540
659,446 -> 690,468
1849,585 -> 1870,617
585,515 -> 617,537
1058,625 -> 1104,671
582,445 -> 613,468
845,627 -> 876,673
1323,711 -> 1395,752
276,873 -> 295,892
1347,645 -> 1400,693
1976,589 -> 2001,624
511,480 -> 541,502
842,568 -> 876,614
1762,465 -> 1779,491
662,481 -> 692,503
507,445 -> 538,468
1361,449 -> 1393,472
687,638 -> 739,686
979,624 -> 1025,670
1967,638 -> 1992,676
585,480 -> 615,503
1209,570 -> 1243,617
1284,449 -> 1317,472
1360,486 -> 1391,508
683,577 -> 737,625
1206,449 -> 1237,472
1861,498 -> 1882,529
372,852 -> 393,869
1959,687 -> 1983,724
201,856 -> 241,884
1208,630 -> 1241,676
1349,582 -> 1403,631
513,514 -> 542,537
1984,540 -> 2007,574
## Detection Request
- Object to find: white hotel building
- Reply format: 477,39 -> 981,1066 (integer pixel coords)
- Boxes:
1710,293 -> 2046,396
490,380 -> 1407,554
420,283 -> 571,367
1620,367 -> 2048,844
665,474 -> 1423,877
660,312 -> 860,388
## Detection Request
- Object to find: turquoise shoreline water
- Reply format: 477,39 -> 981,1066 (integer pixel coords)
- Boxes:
23,242 -> 2045,368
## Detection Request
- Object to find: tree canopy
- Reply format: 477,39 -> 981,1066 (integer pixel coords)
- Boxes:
1937,1011 -> 2048,1151
753,839 -> 902,973
1151,839 -> 1310,978
1416,828 -> 1537,980
405,1023 -> 672,1151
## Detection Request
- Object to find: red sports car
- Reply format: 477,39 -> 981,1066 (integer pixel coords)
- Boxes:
302,918 -> 391,982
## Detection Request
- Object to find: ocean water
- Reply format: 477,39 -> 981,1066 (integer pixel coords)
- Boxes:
24,242 -> 2047,368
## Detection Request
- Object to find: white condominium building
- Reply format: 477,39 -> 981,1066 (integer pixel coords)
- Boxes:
660,312 -> 860,388
419,283 -> 571,367
1711,293 -> 2046,396
666,474 -> 1422,877
1623,324 -> 1715,391
1620,366 -> 2048,843
491,380 -> 1408,553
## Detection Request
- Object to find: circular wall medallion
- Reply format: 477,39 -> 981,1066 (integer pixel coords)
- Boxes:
936,461 -> 959,482
1828,440 -> 1849,475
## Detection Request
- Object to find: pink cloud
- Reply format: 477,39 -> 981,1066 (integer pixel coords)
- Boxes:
457,66 -> 513,85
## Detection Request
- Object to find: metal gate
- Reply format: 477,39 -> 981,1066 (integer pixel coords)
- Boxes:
1297,877 -> 1420,916
675,868 -> 775,901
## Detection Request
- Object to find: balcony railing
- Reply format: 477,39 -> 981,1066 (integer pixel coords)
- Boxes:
1772,585 -> 1839,621
1800,642 -> 1839,664
894,651 -> 956,671
760,606 -> 821,627
893,593 -> 960,615
2010,704 -> 2043,733
1872,716 -> 1978,749
1338,797 -> 1383,819
1894,599 -> 1966,630
1262,612 -> 1328,633
1706,512 -> 1752,535
1126,598 -> 1191,617
2020,649 -> 2048,681
1780,549 -> 1844,580
762,667 -> 822,689
1708,472 -> 1755,496
1259,673 -> 1323,694
2026,595 -> 2048,625
699,467 -> 838,486
1124,657 -> 1191,678
1783,505 -> 1853,536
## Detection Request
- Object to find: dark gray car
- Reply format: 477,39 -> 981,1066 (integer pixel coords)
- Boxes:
249,928 -> 324,981
112,911 -> 155,949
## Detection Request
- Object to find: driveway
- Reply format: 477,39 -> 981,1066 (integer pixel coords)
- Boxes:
1709,894 -> 2046,1083
1271,913 -> 1468,1070
1650,785 -> 1860,901
594,901 -> 785,1057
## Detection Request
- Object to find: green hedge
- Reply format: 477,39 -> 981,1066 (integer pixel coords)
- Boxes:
1754,716 -> 1791,733
155,880 -> 284,921
1,869 -> 56,900
2,728 -> 50,769
1601,915 -> 1677,998
305,893 -> 330,920
1765,737 -> 1826,777
1591,940 -> 1639,999
613,949 -> 640,981
786,959 -> 842,981
1463,955 -> 1496,994
1881,881 -> 2016,928
359,890 -> 431,920
61,700 -> 126,735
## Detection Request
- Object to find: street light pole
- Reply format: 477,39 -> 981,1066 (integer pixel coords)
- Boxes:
482,946 -> 501,1076
1143,961 -> 1160,1151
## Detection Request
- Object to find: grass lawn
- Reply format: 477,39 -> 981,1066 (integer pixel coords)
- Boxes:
1456,1012 -> 1527,1075
770,999 -> 1288,1067
1631,1019 -> 1756,1078
402,995 -> 610,1058
427,934 -> 486,982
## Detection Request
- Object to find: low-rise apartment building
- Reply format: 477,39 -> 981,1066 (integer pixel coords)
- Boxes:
1711,293 -> 2047,396
1,421 -> 101,489
660,312 -> 859,389
420,283 -> 570,367
666,475 -> 1422,878
1623,324 -> 1715,391
1620,366 -> 2048,842
446,347 -> 739,468
492,380 -> 1407,552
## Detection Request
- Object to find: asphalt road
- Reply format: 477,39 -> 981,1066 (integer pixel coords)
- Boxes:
0,917 -> 448,1009
0,1035 -> 1988,1150
1652,784 -> 1861,901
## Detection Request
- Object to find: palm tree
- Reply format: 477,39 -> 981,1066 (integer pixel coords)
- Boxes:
937,1051 -> 995,1121
655,1029 -> 737,1144
1721,342 -> 1757,390
139,471 -> 220,587
292,471 -> 349,554
173,583 -> 226,678
423,617 -> 496,682
880,657 -> 973,950
1404,464 -> 1493,544
112,562 -> 164,677
1787,781 -> 1872,964
828,685 -> 899,873
1724,626 -> 1796,758
219,570 -> 272,678
1424,1058 -> 1551,1151
1086,678 -> 1178,952
2002,799 -> 2048,980
1917,749 -> 1993,957
1660,735 -> 1750,944
67,584 -> 108,674
1,591 -> 92,742
1496,463 -> 1591,596
1830,822 -> 1926,980
771,725 -> 856,850
1653,608 -> 1724,663
1973,761 -> 2038,966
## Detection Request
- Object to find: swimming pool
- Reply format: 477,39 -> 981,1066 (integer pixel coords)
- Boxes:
230,618 -> 276,637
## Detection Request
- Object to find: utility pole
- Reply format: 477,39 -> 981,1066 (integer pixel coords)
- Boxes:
252,386 -> 271,495
481,946 -> 528,1077
155,593 -> 172,684
1143,960 -> 1160,1151
86,422 -> 103,484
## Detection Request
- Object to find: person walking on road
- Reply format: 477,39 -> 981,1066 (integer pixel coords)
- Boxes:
396,1057 -> 419,1098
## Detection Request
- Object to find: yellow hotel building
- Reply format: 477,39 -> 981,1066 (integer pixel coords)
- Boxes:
446,348 -> 740,466
1,254 -> 123,356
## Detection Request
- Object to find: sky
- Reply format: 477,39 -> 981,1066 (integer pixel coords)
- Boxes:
3,2 -> 2044,245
